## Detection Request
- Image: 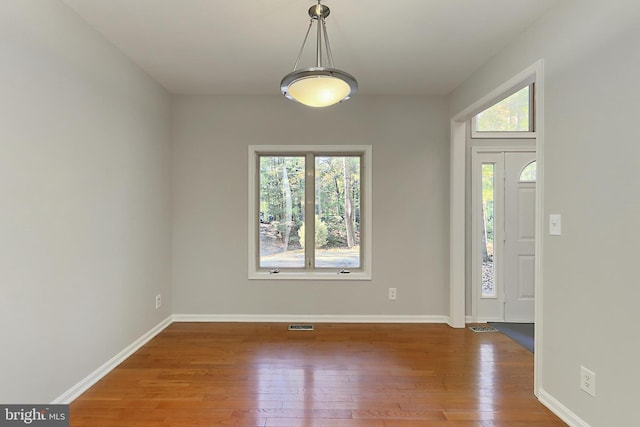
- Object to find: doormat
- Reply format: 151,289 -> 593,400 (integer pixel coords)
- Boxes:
468,326 -> 498,333
288,324 -> 314,331
489,322 -> 534,352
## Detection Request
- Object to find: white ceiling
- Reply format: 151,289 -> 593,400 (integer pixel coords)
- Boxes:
61,0 -> 559,96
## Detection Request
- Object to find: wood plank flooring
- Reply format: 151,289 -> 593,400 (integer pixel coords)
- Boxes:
70,323 -> 566,427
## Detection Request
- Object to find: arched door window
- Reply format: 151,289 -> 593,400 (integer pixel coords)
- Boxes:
519,161 -> 536,182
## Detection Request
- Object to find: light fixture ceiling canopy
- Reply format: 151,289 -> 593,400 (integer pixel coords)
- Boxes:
280,1 -> 358,108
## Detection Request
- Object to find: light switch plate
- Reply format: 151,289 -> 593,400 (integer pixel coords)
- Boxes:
549,214 -> 561,236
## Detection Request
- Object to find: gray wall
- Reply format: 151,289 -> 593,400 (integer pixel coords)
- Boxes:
0,1 -> 172,403
171,95 -> 450,317
451,1 -> 640,425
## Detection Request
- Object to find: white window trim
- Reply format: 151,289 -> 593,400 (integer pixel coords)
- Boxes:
248,145 -> 372,281
471,130 -> 538,140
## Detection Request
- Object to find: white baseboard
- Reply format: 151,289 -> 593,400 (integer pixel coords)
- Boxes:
52,316 -> 173,404
446,316 -> 467,328
173,314 -> 449,324
463,316 -> 498,324
476,317 -> 504,323
538,388 -> 590,427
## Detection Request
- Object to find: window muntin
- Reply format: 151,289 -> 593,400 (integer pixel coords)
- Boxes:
249,145 -> 371,280
472,84 -> 534,136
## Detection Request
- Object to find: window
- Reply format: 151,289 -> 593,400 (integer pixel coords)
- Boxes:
481,163 -> 496,298
248,145 -> 371,280
519,161 -> 537,182
472,84 -> 535,137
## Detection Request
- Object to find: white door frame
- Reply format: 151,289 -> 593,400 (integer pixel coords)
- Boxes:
449,60 -> 544,395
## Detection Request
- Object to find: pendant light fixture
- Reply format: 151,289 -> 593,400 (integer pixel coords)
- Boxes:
280,1 -> 357,108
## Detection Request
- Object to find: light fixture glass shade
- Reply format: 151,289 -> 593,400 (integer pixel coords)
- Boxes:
289,76 -> 349,108
281,68 -> 357,108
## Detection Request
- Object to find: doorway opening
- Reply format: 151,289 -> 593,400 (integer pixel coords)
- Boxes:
449,60 -> 544,392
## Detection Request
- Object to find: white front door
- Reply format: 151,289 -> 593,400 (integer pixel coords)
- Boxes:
504,152 -> 536,322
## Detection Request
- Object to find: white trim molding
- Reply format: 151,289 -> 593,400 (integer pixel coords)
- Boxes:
532,60 -> 545,396
52,316 -> 173,404
538,388 -> 591,427
449,120 -> 467,328
173,314 -> 449,324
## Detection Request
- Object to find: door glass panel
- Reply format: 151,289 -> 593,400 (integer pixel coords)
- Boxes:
519,161 -> 537,182
259,156 -> 305,268
314,156 -> 361,268
481,163 -> 496,297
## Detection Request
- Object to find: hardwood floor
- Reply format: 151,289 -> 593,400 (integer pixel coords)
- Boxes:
70,323 -> 566,427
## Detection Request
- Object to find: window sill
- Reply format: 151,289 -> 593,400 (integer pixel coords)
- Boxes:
249,270 -> 372,281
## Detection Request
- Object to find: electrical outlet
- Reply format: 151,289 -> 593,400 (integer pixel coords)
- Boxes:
580,366 -> 596,397
155,294 -> 162,310
388,288 -> 397,300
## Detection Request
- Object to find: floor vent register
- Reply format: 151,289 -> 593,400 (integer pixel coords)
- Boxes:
288,324 -> 315,331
